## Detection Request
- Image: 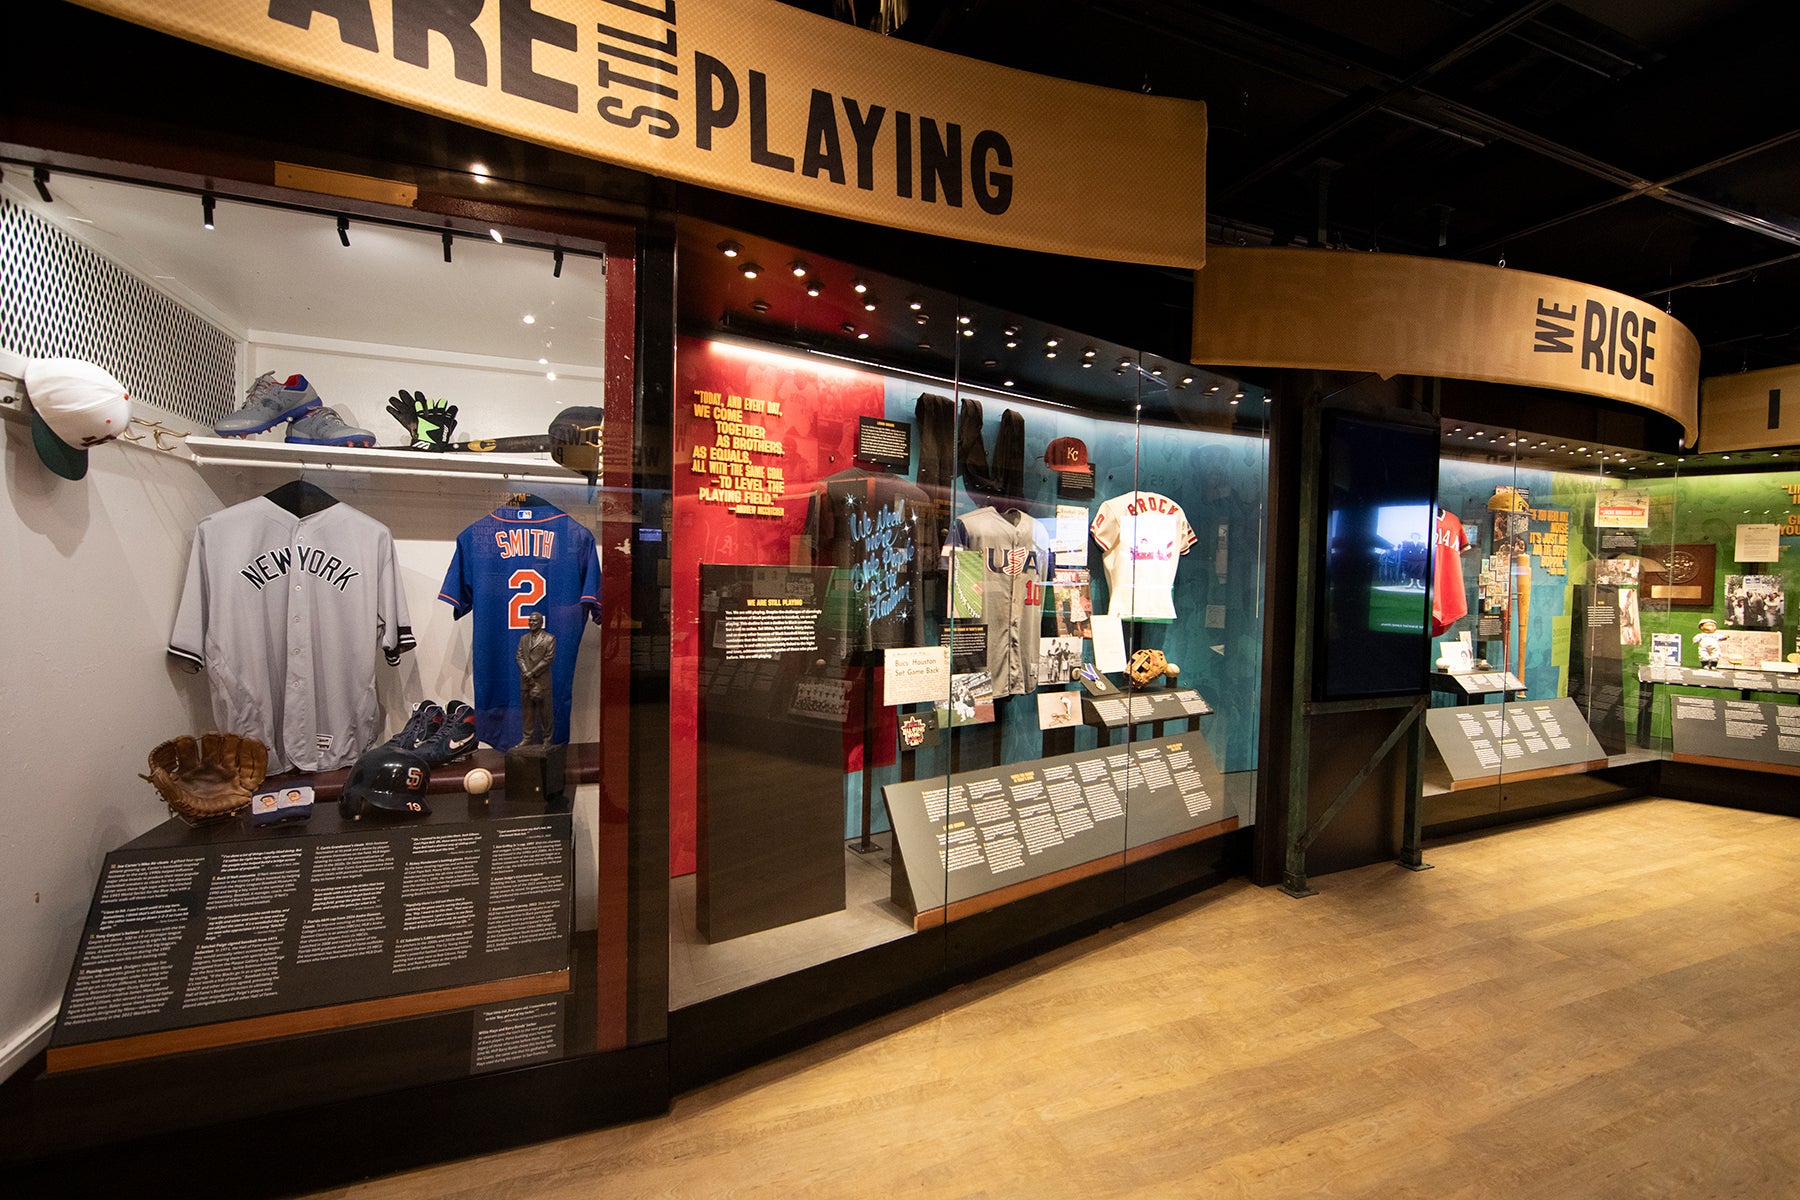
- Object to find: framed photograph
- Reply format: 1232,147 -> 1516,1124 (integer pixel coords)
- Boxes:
1725,574 -> 1786,630
1641,543 -> 1716,608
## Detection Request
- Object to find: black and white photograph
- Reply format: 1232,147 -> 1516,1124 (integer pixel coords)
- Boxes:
1725,574 -> 1787,630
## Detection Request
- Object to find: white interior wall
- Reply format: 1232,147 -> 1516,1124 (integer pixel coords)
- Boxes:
0,415 -> 224,1078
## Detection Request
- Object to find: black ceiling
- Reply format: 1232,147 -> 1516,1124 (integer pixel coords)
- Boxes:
791,0 -> 1800,377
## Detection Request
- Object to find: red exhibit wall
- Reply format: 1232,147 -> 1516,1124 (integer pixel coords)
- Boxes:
670,337 -> 888,877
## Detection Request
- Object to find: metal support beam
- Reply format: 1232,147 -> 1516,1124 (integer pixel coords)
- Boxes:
1281,397 -> 1322,899
1296,696 -> 1428,853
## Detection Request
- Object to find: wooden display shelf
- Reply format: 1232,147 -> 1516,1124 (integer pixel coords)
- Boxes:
911,816 -> 1239,932
46,970 -> 570,1072
1442,759 -> 1610,792
270,741 -> 603,800
1671,753 -> 1800,778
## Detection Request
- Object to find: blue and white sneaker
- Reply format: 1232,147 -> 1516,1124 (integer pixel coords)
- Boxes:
416,700 -> 478,766
286,406 -> 376,447
215,373 -> 323,436
386,701 -> 444,752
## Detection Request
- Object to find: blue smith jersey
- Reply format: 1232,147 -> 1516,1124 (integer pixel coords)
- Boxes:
439,503 -> 601,749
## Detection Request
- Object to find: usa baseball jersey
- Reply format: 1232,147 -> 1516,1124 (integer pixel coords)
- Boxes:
168,497 -> 415,773
943,506 -> 1053,697
1090,491 -> 1196,621
1431,508 -> 1471,635
439,502 -> 601,749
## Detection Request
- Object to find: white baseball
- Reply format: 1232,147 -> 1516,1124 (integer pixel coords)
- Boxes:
463,767 -> 493,795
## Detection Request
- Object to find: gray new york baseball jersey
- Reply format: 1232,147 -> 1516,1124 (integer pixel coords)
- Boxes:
169,497 -> 414,772
944,506 -> 1053,698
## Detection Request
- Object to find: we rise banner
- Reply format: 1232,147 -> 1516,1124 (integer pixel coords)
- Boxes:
77,0 -> 1209,269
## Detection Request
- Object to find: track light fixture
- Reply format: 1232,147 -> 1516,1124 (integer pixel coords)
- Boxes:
443,232 -> 454,263
202,194 -> 216,230
33,167 -> 52,203
337,216 -> 349,246
553,249 -> 564,278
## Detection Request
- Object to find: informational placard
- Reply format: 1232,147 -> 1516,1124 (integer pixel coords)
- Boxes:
884,732 -> 1242,915
1440,671 -> 1526,696
1050,504 -> 1091,567
1091,614 -> 1128,673
471,997 -> 565,1074
52,811 -> 572,1048
854,416 -> 911,471
883,646 -> 951,707
1597,492 -> 1651,528
1670,696 -> 1800,774
1423,698 -> 1607,787
1735,523 -> 1782,563
1083,689 -> 1214,729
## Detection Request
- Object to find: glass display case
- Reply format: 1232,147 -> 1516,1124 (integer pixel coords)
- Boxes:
665,220 -> 1271,1019
1425,419 -> 1800,823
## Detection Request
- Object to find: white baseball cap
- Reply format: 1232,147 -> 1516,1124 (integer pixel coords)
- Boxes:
23,358 -> 131,480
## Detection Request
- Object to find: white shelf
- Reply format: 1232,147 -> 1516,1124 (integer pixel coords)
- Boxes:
184,436 -> 585,485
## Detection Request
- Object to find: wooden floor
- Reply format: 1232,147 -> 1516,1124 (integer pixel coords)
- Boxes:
306,798 -> 1800,1199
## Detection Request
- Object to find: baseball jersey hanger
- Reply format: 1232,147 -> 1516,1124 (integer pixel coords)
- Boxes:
264,478 -> 338,517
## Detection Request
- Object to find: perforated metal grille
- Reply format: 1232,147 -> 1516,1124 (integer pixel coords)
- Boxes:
1,195 -> 238,425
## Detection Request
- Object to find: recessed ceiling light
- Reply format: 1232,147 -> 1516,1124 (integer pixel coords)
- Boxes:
863,296 -> 878,311
522,314 -> 536,325
545,371 -> 557,381
853,278 -> 870,294
841,322 -> 857,334
718,240 -> 741,257
962,329 -> 974,337
806,281 -> 822,297
958,314 -> 971,325
538,357 -> 548,365
741,262 -> 761,279
489,228 -> 504,243
471,162 -> 490,180
857,331 -> 870,340
789,260 -> 809,277
908,298 -> 923,311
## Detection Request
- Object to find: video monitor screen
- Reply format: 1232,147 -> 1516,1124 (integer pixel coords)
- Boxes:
1317,414 -> 1437,699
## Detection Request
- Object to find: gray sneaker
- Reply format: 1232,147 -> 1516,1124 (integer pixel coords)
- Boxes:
286,406 -> 375,447
215,373 -> 322,436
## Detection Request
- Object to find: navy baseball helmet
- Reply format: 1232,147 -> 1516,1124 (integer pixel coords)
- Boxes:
339,748 -> 432,819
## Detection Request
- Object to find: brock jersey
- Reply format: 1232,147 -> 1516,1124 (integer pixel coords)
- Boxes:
1090,491 -> 1197,621
1431,508 -> 1471,635
439,503 -> 600,750
169,497 -> 414,773
944,506 -> 1053,698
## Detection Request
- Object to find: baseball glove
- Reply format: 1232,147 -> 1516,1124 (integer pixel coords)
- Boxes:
141,733 -> 269,822
1128,648 -> 1169,688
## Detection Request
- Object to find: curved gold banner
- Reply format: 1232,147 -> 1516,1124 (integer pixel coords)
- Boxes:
1191,247 -> 1699,441
73,0 -> 1206,270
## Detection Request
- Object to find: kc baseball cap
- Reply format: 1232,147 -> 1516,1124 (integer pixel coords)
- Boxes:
23,358 -> 132,480
1044,436 -> 1090,471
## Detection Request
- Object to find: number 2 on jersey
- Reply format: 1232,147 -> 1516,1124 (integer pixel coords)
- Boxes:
508,569 -> 546,628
